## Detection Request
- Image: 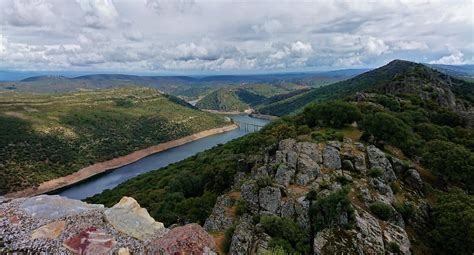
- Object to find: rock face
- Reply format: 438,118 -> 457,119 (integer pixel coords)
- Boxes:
19,195 -> 103,220
146,223 -> 216,255
367,145 -> 397,182
323,145 -> 342,170
405,169 -> 423,190
63,227 -> 116,254
204,195 -> 234,232
31,220 -> 66,240
229,215 -> 254,255
275,163 -> 295,187
105,196 -> 165,241
259,186 -> 281,213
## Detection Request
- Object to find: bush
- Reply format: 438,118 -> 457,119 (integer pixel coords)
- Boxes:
387,241 -> 401,253
260,215 -> 310,254
223,224 -> 236,253
310,189 -> 355,230
368,167 -> 384,178
235,200 -> 248,216
311,129 -> 344,142
369,201 -> 393,221
422,140 -> 474,191
394,201 -> 415,221
429,189 -> 474,255
303,101 -> 362,128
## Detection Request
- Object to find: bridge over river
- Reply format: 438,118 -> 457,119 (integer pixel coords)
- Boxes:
233,120 -> 265,132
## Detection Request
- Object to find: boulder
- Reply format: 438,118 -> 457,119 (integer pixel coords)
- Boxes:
366,145 -> 397,182
354,154 -> 367,173
229,215 -> 254,255
204,195 -> 234,232
354,208 -> 385,254
391,157 -> 408,175
259,186 -> 281,214
279,138 -> 297,151
105,196 -> 165,241
274,164 -> 295,187
297,142 -> 323,163
31,220 -> 66,240
296,153 -> 321,185
146,223 -> 216,255
19,195 -> 103,220
63,227 -> 116,254
286,151 -> 298,169
323,146 -> 342,170
405,169 -> 423,191
241,181 -> 260,214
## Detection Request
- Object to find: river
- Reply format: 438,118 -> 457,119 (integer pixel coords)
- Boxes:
54,115 -> 270,200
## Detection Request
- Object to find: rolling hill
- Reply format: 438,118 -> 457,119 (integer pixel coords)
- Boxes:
258,60 -> 474,116
0,87 -> 229,194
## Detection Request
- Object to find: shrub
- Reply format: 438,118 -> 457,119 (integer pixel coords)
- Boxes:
303,101 -> 362,128
223,224 -> 236,253
368,167 -> 383,178
311,129 -> 344,142
369,201 -> 393,221
256,176 -> 273,188
310,189 -> 355,230
387,241 -> 401,253
235,200 -> 248,216
429,189 -> 474,255
260,215 -> 310,254
422,140 -> 474,191
394,201 -> 415,221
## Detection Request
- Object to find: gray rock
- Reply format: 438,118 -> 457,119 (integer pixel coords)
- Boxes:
241,181 -> 260,214
354,142 -> 366,151
275,150 -> 286,164
383,223 -> 412,255
280,200 -> 296,219
370,178 -> 395,204
296,153 -> 321,185
323,146 -> 342,170
391,157 -> 408,175
286,151 -> 298,169
19,195 -> 103,220
327,141 -> 341,150
367,145 -> 397,182
295,173 -> 311,186
258,186 -> 281,214
297,142 -> 323,163
274,164 -> 295,187
279,138 -> 297,151
204,195 -> 234,232
354,208 -> 385,254
233,172 -> 246,189
229,215 -> 255,255
251,166 -> 270,179
354,154 -> 367,173
295,196 -> 310,229
405,169 -> 423,191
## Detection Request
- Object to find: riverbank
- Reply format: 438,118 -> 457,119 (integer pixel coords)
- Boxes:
202,109 -> 253,115
5,124 -> 238,199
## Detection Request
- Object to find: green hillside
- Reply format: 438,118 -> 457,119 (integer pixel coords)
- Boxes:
0,87 -> 228,194
88,60 -> 473,254
258,60 -> 474,116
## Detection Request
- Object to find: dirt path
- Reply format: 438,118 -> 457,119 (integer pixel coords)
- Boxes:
5,124 -> 238,199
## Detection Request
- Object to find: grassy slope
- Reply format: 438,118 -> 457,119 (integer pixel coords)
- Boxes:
0,87 -> 228,194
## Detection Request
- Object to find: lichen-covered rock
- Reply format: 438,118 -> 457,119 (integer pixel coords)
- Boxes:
354,154 -> 367,173
297,142 -> 323,163
229,215 -> 255,255
204,195 -> 234,232
241,180 -> 260,214
383,223 -> 411,255
259,186 -> 281,214
31,220 -> 66,240
280,199 -> 296,219
274,163 -> 295,187
146,223 -> 216,255
105,197 -> 165,241
287,150 -> 298,169
63,227 -> 116,254
367,145 -> 397,182
323,146 -> 342,170
405,169 -> 423,191
19,195 -> 104,220
296,153 -> 321,185
295,196 -> 310,229
354,208 -> 385,254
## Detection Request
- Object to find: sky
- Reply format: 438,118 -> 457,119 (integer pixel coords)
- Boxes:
0,0 -> 473,74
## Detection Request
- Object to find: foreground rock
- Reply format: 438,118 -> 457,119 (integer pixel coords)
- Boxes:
146,223 -> 217,255
105,196 -> 165,240
31,220 -> 66,240
63,227 -> 116,254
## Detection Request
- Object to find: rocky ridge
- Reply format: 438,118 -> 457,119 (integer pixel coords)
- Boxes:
0,195 -> 217,254
204,138 -> 429,254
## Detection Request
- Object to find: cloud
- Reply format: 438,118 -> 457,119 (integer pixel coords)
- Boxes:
0,0 -> 472,71
429,48 -> 466,65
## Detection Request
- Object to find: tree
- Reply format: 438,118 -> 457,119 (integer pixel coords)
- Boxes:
361,112 -> 415,150
303,101 -> 362,128
429,189 -> 474,255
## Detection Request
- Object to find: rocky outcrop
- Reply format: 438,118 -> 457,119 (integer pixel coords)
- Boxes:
105,196 -> 165,240
146,223 -> 217,255
405,169 -> 423,191
323,145 -> 342,170
367,145 -> 397,182
259,186 -> 281,214
229,215 -> 255,255
204,195 -> 234,232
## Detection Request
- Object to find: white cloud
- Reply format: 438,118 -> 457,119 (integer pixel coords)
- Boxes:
429,48 -> 466,65
392,41 -> 429,51
76,0 -> 119,29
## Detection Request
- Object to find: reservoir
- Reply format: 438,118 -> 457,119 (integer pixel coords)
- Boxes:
55,115 -> 270,200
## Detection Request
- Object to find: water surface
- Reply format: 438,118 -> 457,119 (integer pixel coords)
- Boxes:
55,115 -> 269,200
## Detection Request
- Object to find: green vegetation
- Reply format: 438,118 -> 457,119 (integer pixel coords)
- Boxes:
429,189 -> 474,255
260,215 -> 310,254
368,167 -> 384,178
302,101 -> 362,128
223,224 -> 236,253
0,87 -> 228,194
369,201 -> 394,221
310,189 -> 355,230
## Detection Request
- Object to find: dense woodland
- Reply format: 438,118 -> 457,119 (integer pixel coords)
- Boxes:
88,61 -> 473,254
0,87 -> 227,194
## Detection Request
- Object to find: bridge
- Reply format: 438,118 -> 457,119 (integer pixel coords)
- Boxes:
233,120 -> 265,132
